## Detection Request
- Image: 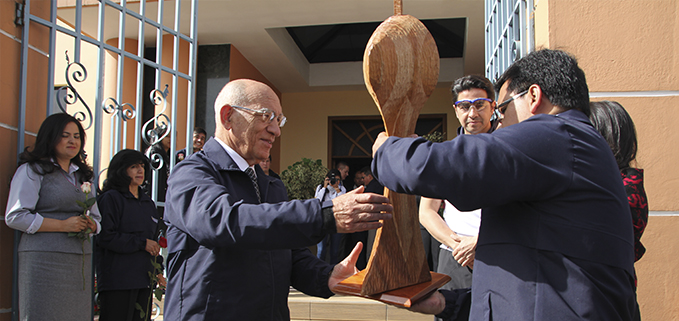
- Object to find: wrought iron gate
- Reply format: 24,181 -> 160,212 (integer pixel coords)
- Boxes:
13,0 -> 198,319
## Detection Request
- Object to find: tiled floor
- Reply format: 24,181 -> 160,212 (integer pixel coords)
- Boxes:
288,290 -> 433,321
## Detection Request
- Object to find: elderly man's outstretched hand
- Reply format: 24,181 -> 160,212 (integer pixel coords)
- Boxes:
332,186 -> 392,233
328,242 -> 363,290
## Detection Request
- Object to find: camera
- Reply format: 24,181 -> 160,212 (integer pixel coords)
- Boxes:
326,169 -> 341,186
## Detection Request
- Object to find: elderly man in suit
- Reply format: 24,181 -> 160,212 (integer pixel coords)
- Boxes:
164,79 -> 392,321
372,49 -> 636,321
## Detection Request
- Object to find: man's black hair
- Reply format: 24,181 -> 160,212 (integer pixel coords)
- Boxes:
360,166 -> 372,177
194,127 -> 207,136
451,74 -> 495,102
495,49 -> 590,116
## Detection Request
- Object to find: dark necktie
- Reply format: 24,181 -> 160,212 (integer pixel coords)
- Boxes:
244,167 -> 261,203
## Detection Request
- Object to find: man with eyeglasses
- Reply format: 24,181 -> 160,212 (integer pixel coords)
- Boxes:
372,50 -> 635,320
419,75 -> 497,305
163,79 -> 393,321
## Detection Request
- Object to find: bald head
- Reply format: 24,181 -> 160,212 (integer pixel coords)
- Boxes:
214,80 -> 278,125
214,79 -> 283,165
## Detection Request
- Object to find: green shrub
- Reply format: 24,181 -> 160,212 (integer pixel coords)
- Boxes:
280,158 -> 328,200
422,131 -> 446,143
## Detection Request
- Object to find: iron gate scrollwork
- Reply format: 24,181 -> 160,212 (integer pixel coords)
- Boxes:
12,1 -> 199,320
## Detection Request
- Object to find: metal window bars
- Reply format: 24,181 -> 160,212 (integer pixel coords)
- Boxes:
485,0 -> 535,82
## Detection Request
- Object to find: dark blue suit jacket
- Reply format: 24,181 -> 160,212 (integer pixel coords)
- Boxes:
373,110 -> 636,320
164,138 -> 335,320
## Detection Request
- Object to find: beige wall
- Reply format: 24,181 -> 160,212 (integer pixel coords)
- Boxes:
636,216 -> 679,320
279,87 -> 460,170
535,1 -> 679,319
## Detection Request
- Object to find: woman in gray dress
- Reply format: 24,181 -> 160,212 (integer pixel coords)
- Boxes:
5,113 -> 101,320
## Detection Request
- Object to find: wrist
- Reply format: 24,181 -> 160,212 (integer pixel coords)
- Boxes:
321,200 -> 337,234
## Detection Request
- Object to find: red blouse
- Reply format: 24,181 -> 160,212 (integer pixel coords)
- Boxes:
621,167 -> 648,262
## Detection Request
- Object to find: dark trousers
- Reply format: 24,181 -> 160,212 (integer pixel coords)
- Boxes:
341,231 -> 368,270
318,233 -> 344,264
437,248 -> 473,290
99,288 -> 152,321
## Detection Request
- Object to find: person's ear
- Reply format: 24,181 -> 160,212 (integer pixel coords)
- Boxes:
528,84 -> 543,115
220,104 -> 234,130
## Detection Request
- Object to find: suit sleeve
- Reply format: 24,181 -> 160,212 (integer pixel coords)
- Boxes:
371,119 -> 573,211
289,247 -> 335,298
165,158 -> 330,250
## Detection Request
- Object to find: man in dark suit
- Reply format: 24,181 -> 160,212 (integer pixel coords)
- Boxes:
372,49 -> 636,320
164,79 -> 392,320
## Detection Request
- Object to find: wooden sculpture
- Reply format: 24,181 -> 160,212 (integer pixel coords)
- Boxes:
331,0 -> 451,307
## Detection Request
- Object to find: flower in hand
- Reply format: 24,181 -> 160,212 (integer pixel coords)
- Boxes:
158,236 -> 167,248
69,182 -> 97,240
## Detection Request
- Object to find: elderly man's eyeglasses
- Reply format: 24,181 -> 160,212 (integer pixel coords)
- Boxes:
231,105 -> 287,127
497,90 -> 528,114
454,98 -> 492,112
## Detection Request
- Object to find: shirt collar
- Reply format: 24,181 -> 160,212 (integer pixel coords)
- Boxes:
51,158 -> 79,175
214,137 -> 255,173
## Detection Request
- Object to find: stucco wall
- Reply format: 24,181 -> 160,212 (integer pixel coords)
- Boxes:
636,215 -> 679,320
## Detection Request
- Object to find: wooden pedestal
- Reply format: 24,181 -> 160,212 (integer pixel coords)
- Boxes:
332,270 -> 451,308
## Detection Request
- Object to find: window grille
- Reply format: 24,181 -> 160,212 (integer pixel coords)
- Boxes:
485,0 -> 534,82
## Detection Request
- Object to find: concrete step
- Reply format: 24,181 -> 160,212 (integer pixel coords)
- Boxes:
288,290 -> 433,321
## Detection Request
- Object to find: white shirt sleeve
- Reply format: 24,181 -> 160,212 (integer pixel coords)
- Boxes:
314,185 -> 325,200
4,164 -> 44,234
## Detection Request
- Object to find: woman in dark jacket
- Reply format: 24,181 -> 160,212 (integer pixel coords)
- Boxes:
96,149 -> 164,321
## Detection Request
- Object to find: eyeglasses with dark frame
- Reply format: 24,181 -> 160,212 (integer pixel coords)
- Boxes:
231,105 -> 287,127
454,98 -> 493,113
497,90 -> 529,114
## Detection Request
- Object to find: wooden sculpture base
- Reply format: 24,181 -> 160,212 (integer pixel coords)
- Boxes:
331,270 -> 451,308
